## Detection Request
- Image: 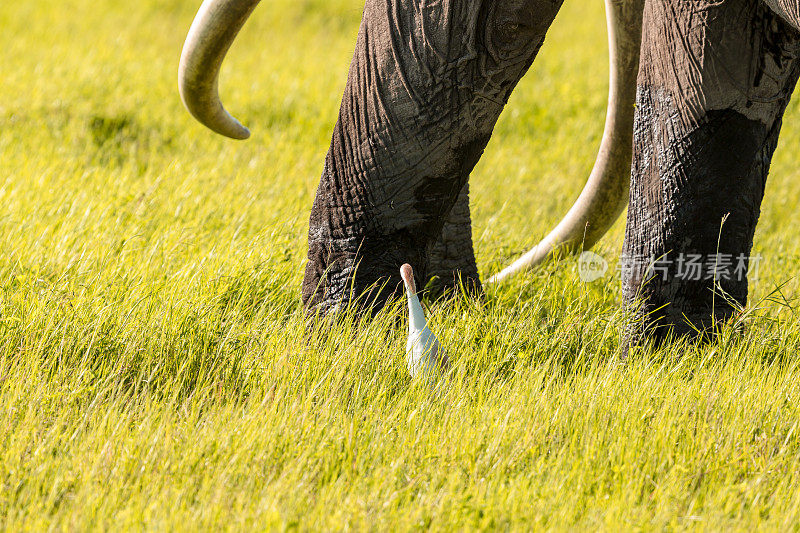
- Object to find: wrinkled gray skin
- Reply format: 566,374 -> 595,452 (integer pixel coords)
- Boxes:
303,1 -> 564,311
180,0 -> 800,345
624,0 -> 800,342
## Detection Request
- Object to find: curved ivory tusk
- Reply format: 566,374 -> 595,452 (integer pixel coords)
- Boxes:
179,0 -> 262,140
488,0 -> 645,283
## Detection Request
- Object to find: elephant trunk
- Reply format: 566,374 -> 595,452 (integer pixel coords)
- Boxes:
178,0 -> 261,140
489,0 -> 645,283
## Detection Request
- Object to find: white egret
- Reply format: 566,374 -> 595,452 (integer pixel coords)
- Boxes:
400,264 -> 449,379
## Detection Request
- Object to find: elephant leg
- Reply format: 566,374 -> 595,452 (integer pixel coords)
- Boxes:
425,182 -> 481,298
301,0 -> 566,315
623,0 -> 800,344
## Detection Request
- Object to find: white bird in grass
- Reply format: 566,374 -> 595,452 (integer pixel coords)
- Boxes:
400,264 -> 449,379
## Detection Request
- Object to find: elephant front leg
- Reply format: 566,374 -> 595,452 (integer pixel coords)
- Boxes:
623,0 -> 800,344
426,183 -> 482,298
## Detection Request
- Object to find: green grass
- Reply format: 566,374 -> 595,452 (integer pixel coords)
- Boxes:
3,0 -> 800,529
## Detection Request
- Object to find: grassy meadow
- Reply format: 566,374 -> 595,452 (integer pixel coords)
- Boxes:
3,0 -> 800,529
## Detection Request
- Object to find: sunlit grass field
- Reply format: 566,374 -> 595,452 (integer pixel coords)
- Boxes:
2,0 -> 800,529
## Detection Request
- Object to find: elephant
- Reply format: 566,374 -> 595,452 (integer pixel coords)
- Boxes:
178,0 -> 800,345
